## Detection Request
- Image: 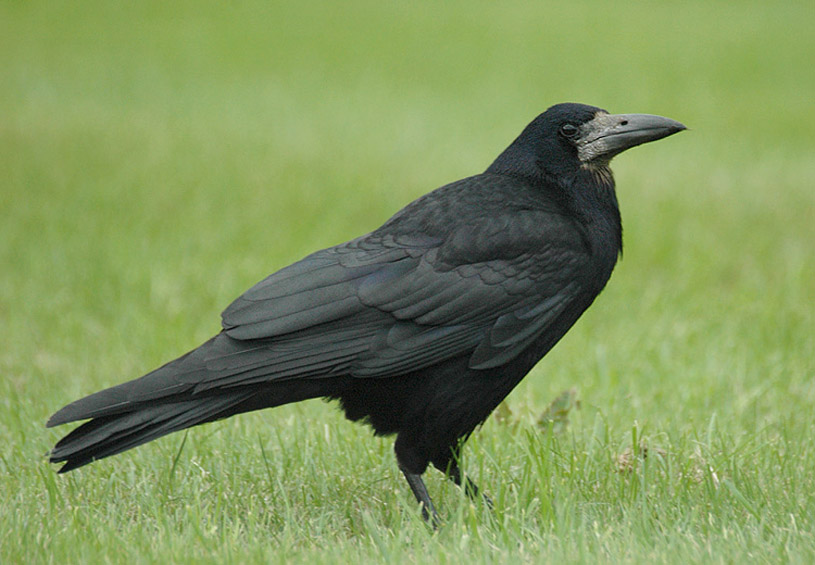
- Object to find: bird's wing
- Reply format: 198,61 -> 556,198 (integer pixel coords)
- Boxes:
214,207 -> 590,386
221,232 -> 437,340
352,209 -> 589,375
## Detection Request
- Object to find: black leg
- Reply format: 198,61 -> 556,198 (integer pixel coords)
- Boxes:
444,460 -> 494,510
436,440 -> 494,509
400,468 -> 441,526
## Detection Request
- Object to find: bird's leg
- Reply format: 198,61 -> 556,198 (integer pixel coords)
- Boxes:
444,460 -> 494,510
437,440 -> 494,509
400,467 -> 440,526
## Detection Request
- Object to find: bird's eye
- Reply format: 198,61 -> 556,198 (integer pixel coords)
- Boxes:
559,124 -> 579,138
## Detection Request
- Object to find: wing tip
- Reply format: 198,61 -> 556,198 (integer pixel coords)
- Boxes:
45,409 -> 73,428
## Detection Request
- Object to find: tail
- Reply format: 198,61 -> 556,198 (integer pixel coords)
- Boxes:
48,391 -> 255,472
47,333 -> 343,472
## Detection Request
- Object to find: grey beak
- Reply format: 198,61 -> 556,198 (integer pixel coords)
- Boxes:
578,113 -> 686,162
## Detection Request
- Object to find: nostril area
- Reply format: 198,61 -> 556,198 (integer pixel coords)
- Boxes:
620,120 -> 628,126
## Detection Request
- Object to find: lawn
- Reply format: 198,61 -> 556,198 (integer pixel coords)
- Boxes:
1,1 -> 814,563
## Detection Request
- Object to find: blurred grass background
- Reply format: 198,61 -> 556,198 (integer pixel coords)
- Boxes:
1,1 -> 814,563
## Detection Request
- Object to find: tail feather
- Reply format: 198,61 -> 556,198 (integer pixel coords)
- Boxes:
46,347 -> 210,428
49,391 -> 255,472
47,332 -> 356,472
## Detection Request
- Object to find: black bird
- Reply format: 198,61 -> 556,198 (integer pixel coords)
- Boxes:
47,103 -> 685,522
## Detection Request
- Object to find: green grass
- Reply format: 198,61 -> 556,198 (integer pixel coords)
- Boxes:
2,1 -> 814,562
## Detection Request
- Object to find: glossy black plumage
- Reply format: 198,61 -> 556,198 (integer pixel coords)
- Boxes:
47,103 -> 685,521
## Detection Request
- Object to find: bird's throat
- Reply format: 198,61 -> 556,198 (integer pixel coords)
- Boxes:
580,162 -> 614,193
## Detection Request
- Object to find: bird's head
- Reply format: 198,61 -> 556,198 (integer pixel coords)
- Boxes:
488,103 -> 686,180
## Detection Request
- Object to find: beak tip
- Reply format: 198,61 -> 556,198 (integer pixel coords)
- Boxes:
661,117 -> 687,134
